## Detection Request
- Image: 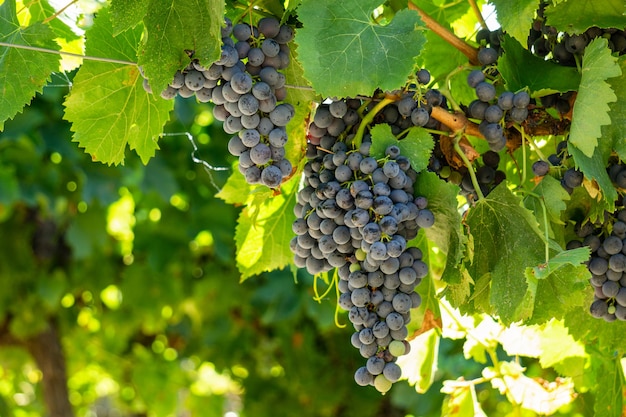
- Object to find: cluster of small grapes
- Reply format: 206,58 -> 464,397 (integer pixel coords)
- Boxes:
466,69 -> 531,152
290,95 -> 435,392
567,198 -> 626,321
142,17 -> 296,188
528,2 -> 626,65
531,140 -> 584,193
475,28 -> 504,62
539,91 -> 575,115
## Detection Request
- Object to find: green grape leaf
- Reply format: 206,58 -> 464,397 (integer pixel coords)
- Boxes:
568,134 -> 617,221
216,167 -> 258,206
138,0 -> 224,95
465,184 -> 545,323
411,233 -> 442,325
283,43 -> 315,168
234,178 -> 298,280
490,0 -> 538,47
370,124 -> 434,173
564,301 -> 626,352
0,1 -> 59,130
110,0 -> 149,34
526,264 -> 590,324
524,175 -> 570,227
591,356 -> 624,417
569,37 -> 621,158
603,57 -> 626,162
532,248 -> 590,280
414,172 -> 464,285
295,0 -> 426,97
499,35 -> 581,95
63,9 -> 174,165
544,0 -> 626,34
417,30 -> 474,106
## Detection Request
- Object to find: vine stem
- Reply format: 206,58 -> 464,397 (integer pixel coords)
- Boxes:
454,133 -> 485,200
408,1 -> 480,65
513,124 -> 547,161
539,197 -> 551,264
42,0 -> 79,24
468,0 -> 488,29
351,96 -> 396,149
430,106 -> 483,138
441,65 -> 471,112
0,42 -> 137,66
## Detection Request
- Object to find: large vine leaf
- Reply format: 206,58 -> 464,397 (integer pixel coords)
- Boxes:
110,0 -> 149,35
499,36 -> 581,96
568,134 -> 617,220
603,57 -> 626,162
414,172 -> 464,285
137,0 -> 224,96
465,184 -> 545,324
63,9 -> 173,165
0,1 -> 59,130
564,301 -> 626,352
490,0 -> 538,47
283,42 -> 315,168
544,0 -> 626,34
526,263 -> 590,324
568,37 -> 621,158
295,0 -> 426,98
234,177 -> 298,280
589,355 -> 625,417
524,175 -> 570,229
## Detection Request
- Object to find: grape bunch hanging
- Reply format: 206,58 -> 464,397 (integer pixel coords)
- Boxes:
291,83 -> 442,392
141,17 -> 296,188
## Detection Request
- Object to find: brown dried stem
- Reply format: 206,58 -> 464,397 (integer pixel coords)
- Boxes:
408,1 -> 480,65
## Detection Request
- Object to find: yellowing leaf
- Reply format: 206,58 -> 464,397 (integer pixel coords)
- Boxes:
0,1 -> 59,129
63,9 -> 173,165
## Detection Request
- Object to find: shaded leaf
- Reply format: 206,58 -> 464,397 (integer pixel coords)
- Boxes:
414,172 -> 464,285
465,184 -> 545,323
603,57 -> 626,162
499,35 -> 581,95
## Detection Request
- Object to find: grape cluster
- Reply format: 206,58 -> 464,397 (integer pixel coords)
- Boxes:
567,203 -> 626,321
528,2 -> 626,65
475,28 -> 503,66
466,69 -> 531,152
290,93 -> 436,392
142,17 -> 296,188
531,140 -> 584,194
